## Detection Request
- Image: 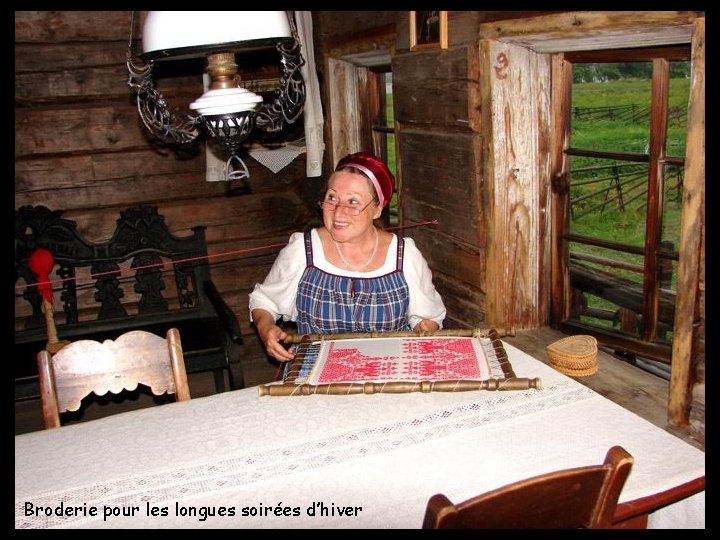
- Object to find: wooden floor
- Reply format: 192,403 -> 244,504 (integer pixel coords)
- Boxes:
504,328 -> 704,451
15,328 -> 704,451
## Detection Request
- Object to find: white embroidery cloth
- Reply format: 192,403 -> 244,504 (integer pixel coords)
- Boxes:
302,336 -> 498,384
15,342 -> 704,529
248,141 -> 307,174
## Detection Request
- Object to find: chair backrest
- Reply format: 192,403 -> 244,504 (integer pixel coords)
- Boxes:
37,328 -> 191,429
422,445 -> 634,529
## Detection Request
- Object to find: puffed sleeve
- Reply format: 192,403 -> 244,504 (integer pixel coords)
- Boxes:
401,237 -> 447,329
248,232 -> 307,323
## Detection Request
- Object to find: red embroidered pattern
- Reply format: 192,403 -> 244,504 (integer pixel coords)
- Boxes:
316,338 -> 488,383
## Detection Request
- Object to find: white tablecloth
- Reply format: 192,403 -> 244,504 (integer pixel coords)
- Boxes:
15,342 -> 704,529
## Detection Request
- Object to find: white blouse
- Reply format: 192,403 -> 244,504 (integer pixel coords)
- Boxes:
248,229 -> 446,330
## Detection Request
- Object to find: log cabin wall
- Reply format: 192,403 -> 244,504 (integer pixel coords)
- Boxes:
14,11 -> 704,443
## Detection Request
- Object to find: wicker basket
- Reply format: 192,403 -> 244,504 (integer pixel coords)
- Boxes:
546,335 -> 598,377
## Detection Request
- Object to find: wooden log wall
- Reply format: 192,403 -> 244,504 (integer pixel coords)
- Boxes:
15,11 -> 320,385
392,47 -> 485,329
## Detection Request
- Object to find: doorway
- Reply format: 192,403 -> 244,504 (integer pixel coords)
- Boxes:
556,48 -> 691,372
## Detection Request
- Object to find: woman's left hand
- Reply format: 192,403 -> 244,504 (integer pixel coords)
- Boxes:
414,319 -> 439,332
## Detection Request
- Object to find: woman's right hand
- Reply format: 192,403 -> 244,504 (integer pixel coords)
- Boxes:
259,324 -> 295,362
252,309 -> 295,362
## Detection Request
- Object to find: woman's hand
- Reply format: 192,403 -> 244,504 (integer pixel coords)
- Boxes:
414,319 -> 440,332
252,309 -> 295,362
260,325 -> 295,362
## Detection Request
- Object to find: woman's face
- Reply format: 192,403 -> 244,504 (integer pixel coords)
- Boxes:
322,170 -> 381,242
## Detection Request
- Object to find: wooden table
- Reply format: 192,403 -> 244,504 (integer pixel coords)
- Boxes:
15,342 -> 704,529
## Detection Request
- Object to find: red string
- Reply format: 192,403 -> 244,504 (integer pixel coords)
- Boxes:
15,219 -> 438,292
274,363 -> 284,381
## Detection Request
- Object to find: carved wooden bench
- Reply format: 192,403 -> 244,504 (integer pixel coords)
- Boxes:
14,204 -> 244,400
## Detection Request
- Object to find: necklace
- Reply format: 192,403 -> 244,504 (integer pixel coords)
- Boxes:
334,228 -> 379,271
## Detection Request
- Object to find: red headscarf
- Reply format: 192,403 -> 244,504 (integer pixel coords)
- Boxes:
335,151 -> 395,209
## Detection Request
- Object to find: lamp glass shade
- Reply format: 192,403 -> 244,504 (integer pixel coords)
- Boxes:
190,87 -> 263,116
142,11 -> 292,60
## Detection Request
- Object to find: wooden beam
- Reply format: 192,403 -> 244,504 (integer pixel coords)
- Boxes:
668,17 -> 704,427
549,53 -> 572,326
569,262 -> 676,327
482,39 -> 551,329
640,58 -> 670,342
326,58 -> 364,166
478,11 -> 700,53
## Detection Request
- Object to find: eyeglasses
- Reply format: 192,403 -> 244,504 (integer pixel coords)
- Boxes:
317,199 -> 374,217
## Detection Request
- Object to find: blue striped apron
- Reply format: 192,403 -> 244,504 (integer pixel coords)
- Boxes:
296,230 -> 411,334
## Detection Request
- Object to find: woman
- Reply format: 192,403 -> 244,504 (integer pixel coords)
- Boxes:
249,151 -> 446,362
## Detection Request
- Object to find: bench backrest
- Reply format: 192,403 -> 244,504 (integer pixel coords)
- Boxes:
15,205 -> 213,331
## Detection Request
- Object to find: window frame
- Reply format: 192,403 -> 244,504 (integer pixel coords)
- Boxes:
559,46 -> 691,353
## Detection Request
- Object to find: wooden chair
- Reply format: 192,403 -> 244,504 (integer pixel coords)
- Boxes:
37,328 -> 191,429
422,445 -> 634,529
